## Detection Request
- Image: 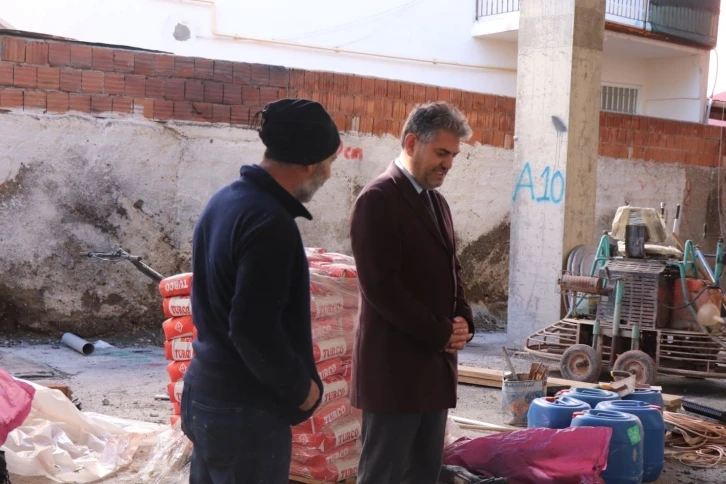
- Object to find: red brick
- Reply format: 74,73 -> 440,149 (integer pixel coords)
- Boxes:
319,72 -> 334,91
155,55 -> 175,76
134,98 -> 153,118
14,66 -> 37,88
0,89 -> 23,108
374,79 -> 388,97
233,63 -> 251,83
672,150 -> 686,164
47,91 -> 69,113
616,129 -> 628,145
269,66 -> 288,88
192,102 -> 213,122
0,62 -> 12,86
165,78 -> 185,101
339,94 -> 354,114
371,118 -> 386,136
175,57 -> 195,77
259,86 -> 279,105
333,73 -> 347,92
242,85 -> 260,105
323,92 -> 341,113
352,96 -> 365,116
363,98 -> 376,116
332,113 -> 346,132
90,95 -> 112,113
347,75 -> 363,95
214,61 -> 234,83
387,81 -> 402,99
154,100 -> 174,120
185,80 -> 204,101
359,116 -> 374,133
146,77 -> 165,98
212,104 -> 231,123
26,42 -> 49,65
80,70 -> 104,93
251,64 -> 270,86
2,38 -> 26,62
173,101 -> 194,121
412,84 -> 427,103
231,105 -> 249,124
194,58 -> 214,79
24,90 -> 46,110
92,48 -> 114,71
361,78 -> 375,96
103,72 -> 126,96
381,99 -> 394,118
460,91 -> 474,110
204,81 -> 224,103
48,43 -> 71,66
125,75 -> 146,97
492,131 -> 506,148
392,100 -> 407,120
134,53 -> 155,75
386,119 -> 402,137
114,50 -> 134,73
60,69 -> 83,92
223,83 -> 242,105
288,69 -> 305,89
425,86 -> 438,102
480,130 -> 494,146
112,96 -> 134,113
37,67 -> 60,90
684,152 -> 698,166
302,71 -> 317,90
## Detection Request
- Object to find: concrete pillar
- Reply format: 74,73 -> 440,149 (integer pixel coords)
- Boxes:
507,0 -> 605,346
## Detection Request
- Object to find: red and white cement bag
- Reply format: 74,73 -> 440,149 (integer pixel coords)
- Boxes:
170,415 -> 180,426
321,253 -> 356,265
172,402 -> 181,416
321,375 -> 350,405
162,315 -> 196,340
290,456 -> 359,481
310,295 -> 344,319
167,380 -> 184,404
306,253 -> 334,265
163,296 -> 192,318
167,361 -> 191,382
295,397 -> 352,434
292,440 -> 361,466
292,415 -> 362,453
314,263 -> 358,279
159,273 -> 193,298
313,336 -> 352,363
311,317 -> 344,341
316,358 -> 344,380
305,247 -> 326,255
165,337 -> 194,361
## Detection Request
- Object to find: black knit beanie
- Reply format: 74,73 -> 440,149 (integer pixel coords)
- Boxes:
258,99 -> 341,166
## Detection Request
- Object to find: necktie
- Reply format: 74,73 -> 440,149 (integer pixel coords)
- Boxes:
420,190 -> 438,224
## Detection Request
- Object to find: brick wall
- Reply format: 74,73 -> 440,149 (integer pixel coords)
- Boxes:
0,33 -> 722,168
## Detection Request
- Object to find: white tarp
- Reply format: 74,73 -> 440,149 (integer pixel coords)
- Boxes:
1,380 -> 165,483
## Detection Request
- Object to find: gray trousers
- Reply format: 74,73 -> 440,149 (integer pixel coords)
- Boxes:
356,410 -> 448,484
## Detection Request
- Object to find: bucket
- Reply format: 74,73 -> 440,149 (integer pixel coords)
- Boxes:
623,388 -> 664,409
502,373 -> 547,427
558,387 -> 620,408
527,396 -> 591,429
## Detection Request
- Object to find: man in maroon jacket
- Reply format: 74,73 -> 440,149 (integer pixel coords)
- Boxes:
350,102 -> 475,484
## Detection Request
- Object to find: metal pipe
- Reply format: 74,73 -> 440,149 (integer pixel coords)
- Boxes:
592,318 -> 601,351
165,0 -> 516,73
609,279 -> 624,368
715,238 -> 724,284
672,204 -> 681,236
695,247 -> 717,283
631,323 -> 640,351
61,333 -> 95,356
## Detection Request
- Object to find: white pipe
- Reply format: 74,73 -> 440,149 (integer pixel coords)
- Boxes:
450,415 -> 514,430
163,0 -> 517,73
61,333 -> 95,356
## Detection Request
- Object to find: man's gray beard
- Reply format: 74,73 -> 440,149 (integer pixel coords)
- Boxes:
294,165 -> 326,203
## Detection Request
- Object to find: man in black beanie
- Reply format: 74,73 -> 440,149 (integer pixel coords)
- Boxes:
181,98 -> 341,484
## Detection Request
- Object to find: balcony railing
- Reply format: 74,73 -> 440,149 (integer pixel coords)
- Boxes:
475,0 -> 719,48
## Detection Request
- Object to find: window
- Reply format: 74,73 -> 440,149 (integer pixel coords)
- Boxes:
601,84 -> 639,114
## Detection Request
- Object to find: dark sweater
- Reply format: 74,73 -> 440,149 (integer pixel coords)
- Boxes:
184,164 -> 323,425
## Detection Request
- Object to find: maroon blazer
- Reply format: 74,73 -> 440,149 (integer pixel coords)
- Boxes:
349,162 -> 474,414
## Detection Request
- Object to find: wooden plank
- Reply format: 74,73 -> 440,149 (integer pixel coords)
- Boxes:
458,365 -> 683,410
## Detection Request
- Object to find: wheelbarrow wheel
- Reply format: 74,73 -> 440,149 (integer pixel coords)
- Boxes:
614,350 -> 657,385
560,344 -> 601,383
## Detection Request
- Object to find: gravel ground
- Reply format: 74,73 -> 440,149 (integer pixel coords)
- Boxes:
3,332 -> 725,483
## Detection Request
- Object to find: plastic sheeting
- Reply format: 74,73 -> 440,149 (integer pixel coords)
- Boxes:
1,380 -> 164,483
443,427 -> 612,484
0,367 -> 34,445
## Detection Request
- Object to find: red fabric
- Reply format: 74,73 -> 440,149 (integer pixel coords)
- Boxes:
0,367 -> 35,445
443,427 -> 612,484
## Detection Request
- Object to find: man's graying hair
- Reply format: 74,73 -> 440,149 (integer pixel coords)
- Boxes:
400,102 -> 472,147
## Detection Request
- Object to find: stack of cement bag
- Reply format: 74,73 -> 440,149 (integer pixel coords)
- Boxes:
288,249 -> 361,482
159,273 -> 195,426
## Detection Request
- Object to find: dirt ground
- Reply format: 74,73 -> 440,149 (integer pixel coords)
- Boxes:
2,332 -> 725,484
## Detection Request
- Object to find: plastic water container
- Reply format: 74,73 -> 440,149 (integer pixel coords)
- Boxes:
596,400 -> 665,482
561,387 -> 620,408
527,396 -> 591,429
623,388 -> 665,409
571,409 -> 644,484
